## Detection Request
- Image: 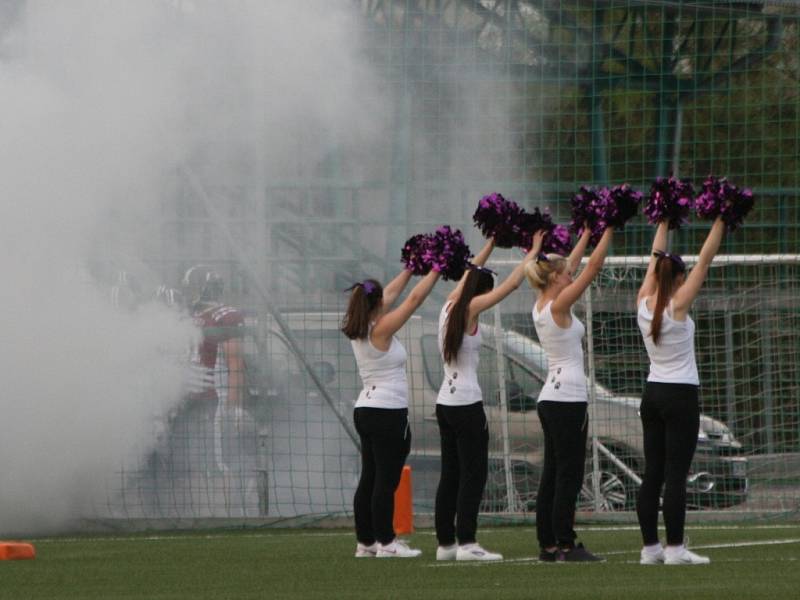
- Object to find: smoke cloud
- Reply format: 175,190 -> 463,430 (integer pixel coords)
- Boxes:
0,0 -> 384,534
0,0 -> 523,532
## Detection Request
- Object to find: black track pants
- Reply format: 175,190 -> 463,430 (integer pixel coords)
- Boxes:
536,401 -> 588,549
353,407 -> 411,545
434,402 -> 489,546
636,382 -> 700,546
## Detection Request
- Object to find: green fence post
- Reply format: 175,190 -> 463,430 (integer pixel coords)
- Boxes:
591,4 -> 609,186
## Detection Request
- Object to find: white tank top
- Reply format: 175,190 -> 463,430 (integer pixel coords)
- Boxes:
637,297 -> 699,385
436,301 -> 483,407
532,301 -> 588,403
351,325 -> 409,409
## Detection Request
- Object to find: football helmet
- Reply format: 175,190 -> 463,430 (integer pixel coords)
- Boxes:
182,265 -> 224,309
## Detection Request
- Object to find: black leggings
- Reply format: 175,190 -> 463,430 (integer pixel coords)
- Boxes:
536,401 -> 588,549
636,382 -> 700,546
434,402 -> 489,546
353,407 -> 411,545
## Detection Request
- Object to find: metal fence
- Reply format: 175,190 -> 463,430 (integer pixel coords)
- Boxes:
82,0 -> 800,525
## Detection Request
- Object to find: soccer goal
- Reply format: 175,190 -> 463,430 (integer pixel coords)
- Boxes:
485,253 -> 800,516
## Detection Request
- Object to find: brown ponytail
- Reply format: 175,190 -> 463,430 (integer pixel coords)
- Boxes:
650,255 -> 685,344
341,279 -> 383,340
442,269 -> 494,363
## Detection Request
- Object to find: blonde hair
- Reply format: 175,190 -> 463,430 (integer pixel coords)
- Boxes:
525,254 -> 568,291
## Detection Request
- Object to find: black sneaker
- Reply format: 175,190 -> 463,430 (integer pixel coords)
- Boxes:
556,543 -> 604,562
538,548 -> 558,562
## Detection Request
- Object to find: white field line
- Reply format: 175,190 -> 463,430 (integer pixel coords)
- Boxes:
427,538 -> 800,568
32,531 -> 355,544
680,537 -> 800,551
602,537 -> 800,556
424,524 -> 800,535
543,525 -> 800,532
30,524 -> 800,545
620,557 -> 800,564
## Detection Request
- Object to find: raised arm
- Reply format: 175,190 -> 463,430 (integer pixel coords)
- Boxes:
566,228 -> 592,274
381,268 -> 413,310
551,227 -> 613,317
448,238 -> 495,302
672,217 -> 725,314
468,231 -> 545,316
371,270 -> 441,349
637,221 -> 669,304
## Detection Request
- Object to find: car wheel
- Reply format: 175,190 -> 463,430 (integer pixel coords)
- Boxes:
481,461 -> 538,513
578,455 -> 637,512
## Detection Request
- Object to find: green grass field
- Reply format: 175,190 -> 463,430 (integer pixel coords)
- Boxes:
2,524 -> 800,599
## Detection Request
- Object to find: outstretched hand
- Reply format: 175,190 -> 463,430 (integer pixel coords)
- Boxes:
523,229 -> 546,260
531,229 -> 546,251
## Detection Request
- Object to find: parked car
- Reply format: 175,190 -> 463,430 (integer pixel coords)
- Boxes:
255,312 -> 748,512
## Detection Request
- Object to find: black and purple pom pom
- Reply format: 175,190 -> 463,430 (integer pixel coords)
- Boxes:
424,225 -> 473,281
569,186 -> 607,246
722,187 -> 755,232
606,183 -> 643,229
401,233 -> 432,275
473,193 -> 525,248
695,175 -> 755,232
644,176 -> 695,230
517,207 -> 555,251
516,207 -> 573,255
542,224 -> 574,256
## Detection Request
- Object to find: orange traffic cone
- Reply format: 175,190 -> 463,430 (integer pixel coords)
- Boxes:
0,542 -> 36,561
393,465 -> 414,535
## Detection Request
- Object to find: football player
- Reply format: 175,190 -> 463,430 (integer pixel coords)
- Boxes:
182,265 -> 257,516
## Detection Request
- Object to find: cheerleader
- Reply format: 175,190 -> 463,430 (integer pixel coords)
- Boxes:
525,226 -> 613,562
343,268 -> 440,558
636,217 -> 725,565
435,232 -> 544,561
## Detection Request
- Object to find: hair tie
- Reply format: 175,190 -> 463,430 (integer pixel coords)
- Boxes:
670,255 -> 686,273
653,250 -> 686,273
536,252 -> 549,264
468,263 -> 496,276
345,280 -> 377,295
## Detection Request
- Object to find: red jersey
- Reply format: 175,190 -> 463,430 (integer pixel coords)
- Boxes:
187,304 -> 245,398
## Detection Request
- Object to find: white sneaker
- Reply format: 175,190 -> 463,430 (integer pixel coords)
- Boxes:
355,542 -> 377,558
376,539 -> 422,558
640,545 -> 665,565
436,544 -> 457,561
664,545 -> 710,565
456,543 -> 503,561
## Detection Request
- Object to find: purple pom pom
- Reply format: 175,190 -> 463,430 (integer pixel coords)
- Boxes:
644,176 -> 695,230
567,183 -> 642,247
542,224 -> 574,256
694,175 -> 724,220
473,193 -> 525,248
695,175 -> 755,232
401,233 -> 432,275
569,186 -> 607,246
517,207 -> 555,251
606,183 -> 643,229
424,225 -> 473,281
722,187 -> 755,232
